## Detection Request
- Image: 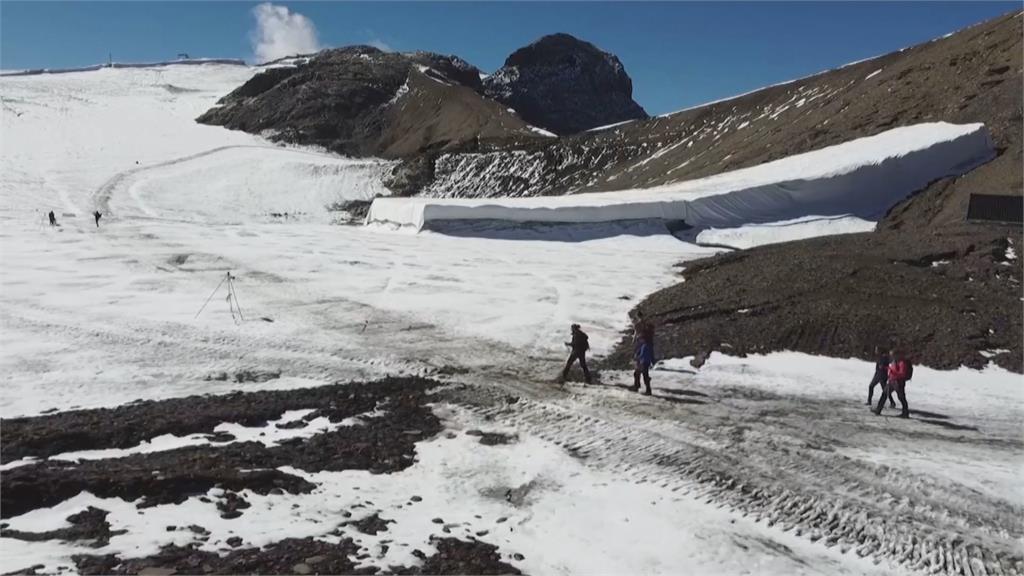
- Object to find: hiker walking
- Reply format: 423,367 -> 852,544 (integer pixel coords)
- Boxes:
560,323 -> 592,384
93,210 -> 102,227
48,210 -> 57,227
632,338 -> 654,395
629,310 -> 655,395
632,310 -> 655,354
866,346 -> 895,407
874,348 -> 911,418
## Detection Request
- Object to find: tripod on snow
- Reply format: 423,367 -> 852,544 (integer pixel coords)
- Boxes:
195,272 -> 245,324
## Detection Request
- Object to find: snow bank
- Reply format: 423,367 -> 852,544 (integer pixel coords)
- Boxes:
694,215 -> 876,249
366,123 -> 993,230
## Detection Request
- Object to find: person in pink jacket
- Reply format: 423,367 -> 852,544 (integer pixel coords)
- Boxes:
874,348 -> 911,418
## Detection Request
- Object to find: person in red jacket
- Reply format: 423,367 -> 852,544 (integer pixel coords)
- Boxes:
874,348 -> 910,418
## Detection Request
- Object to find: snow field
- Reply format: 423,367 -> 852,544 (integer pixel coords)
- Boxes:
111,146 -> 394,224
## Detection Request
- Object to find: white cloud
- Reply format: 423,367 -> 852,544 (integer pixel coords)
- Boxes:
250,3 -> 321,63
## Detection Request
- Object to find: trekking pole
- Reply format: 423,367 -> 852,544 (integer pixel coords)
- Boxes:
195,272 -> 229,320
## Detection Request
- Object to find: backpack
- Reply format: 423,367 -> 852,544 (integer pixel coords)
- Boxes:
905,359 -> 913,381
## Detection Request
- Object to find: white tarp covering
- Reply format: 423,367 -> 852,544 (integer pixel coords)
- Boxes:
367,122 -> 993,230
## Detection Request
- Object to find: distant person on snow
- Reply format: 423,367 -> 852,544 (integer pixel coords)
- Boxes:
866,346 -> 895,408
93,210 -> 102,228
875,348 -> 911,418
48,210 -> 57,227
560,323 -> 592,385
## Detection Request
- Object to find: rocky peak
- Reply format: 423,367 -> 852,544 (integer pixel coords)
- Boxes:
196,44 -> 553,160
483,33 -> 648,134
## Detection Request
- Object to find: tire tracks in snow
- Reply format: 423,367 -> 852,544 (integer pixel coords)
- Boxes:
90,144 -> 347,217
444,380 -> 1023,576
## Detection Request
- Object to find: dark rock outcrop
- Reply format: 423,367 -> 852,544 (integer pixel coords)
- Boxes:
604,227 -> 1023,373
197,47 -> 537,158
483,33 -> 648,135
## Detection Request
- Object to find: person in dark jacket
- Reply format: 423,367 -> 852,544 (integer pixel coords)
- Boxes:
561,323 -> 592,384
632,310 -> 655,355
48,210 -> 57,227
630,310 -> 656,395
93,210 -> 102,227
632,339 -> 655,395
867,346 -> 895,407
874,348 -> 910,417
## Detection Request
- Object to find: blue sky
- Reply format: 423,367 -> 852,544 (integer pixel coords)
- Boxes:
1,1 -> 1019,115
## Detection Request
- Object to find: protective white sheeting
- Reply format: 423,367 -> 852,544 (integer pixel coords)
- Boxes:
366,122 -> 993,230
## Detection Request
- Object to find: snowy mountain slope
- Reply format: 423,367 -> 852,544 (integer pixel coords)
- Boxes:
0,63 -> 703,413
366,122 -> 993,229
2,32 -> 1022,576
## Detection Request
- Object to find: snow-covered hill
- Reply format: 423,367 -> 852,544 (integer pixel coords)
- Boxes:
1,58 -> 1021,576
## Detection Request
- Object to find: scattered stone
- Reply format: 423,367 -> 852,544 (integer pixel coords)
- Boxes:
347,513 -> 393,536
431,518 -> 444,524
275,420 -> 307,430
216,491 -> 251,520
465,430 -> 518,446
233,369 -> 281,384
225,537 -> 242,548
411,537 -> 522,575
291,563 -> 311,575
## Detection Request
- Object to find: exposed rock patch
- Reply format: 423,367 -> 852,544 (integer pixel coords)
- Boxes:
483,33 -> 647,135
1,378 -> 444,517
72,536 -> 520,575
2,378 -> 431,463
606,228 -> 1023,372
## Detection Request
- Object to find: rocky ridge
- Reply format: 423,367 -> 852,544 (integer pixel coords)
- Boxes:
482,33 -> 648,135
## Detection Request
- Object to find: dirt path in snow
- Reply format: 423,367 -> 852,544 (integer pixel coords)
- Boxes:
440,365 -> 1024,576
